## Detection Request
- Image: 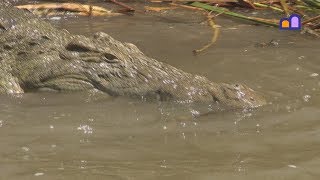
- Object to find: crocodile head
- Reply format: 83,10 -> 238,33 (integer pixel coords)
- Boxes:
20,32 -> 159,95
15,31 -> 265,109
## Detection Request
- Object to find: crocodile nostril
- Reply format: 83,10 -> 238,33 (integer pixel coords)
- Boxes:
98,74 -> 109,79
28,41 -> 38,46
212,96 -> 219,103
41,35 -> 50,40
234,84 -> 241,90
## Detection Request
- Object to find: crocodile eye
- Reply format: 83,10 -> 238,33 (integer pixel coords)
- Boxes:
104,53 -> 117,60
66,43 -> 92,52
102,53 -> 119,63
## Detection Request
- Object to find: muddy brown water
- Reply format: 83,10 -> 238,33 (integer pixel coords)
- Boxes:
1,2 -> 320,179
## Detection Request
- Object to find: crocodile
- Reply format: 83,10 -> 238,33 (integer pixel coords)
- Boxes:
0,1 -> 266,109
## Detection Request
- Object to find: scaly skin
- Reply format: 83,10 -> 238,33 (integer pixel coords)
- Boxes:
0,2 -> 266,109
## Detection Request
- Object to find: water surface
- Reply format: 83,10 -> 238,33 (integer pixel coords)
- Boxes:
1,2 -> 320,179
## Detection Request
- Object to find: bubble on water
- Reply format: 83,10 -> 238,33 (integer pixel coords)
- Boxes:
34,172 -> 44,176
0,120 -> 3,127
181,132 -> 186,139
80,160 -> 87,169
236,165 -> 246,172
88,118 -> 94,122
310,73 -> 319,77
180,122 -> 186,128
160,160 -> 167,168
190,109 -> 200,117
22,147 -> 29,152
163,126 -> 167,130
77,125 -> 93,134
49,125 -> 54,129
288,164 -> 297,168
303,95 -> 311,102
256,124 -> 261,133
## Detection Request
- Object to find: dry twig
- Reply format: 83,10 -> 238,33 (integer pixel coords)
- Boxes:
279,0 -> 290,16
303,14 -> 320,25
109,0 -> 135,12
193,12 -> 221,54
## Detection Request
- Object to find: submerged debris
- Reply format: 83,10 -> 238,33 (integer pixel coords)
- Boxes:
255,39 -> 279,48
15,0 -> 320,53
193,12 -> 221,54
15,3 -> 123,17
144,6 -> 177,12
189,1 -> 320,37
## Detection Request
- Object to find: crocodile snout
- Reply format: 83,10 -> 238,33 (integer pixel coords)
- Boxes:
209,83 -> 267,109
